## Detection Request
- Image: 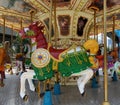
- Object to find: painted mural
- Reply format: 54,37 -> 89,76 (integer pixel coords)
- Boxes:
77,17 -> 88,37
58,15 -> 70,36
0,0 -> 35,12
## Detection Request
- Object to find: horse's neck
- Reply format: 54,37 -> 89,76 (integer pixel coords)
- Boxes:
36,33 -> 48,49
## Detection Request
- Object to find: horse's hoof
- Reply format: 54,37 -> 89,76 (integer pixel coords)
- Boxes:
50,87 -> 54,90
81,91 -> 86,97
0,83 -> 4,87
16,73 -> 19,75
23,95 -> 28,101
35,88 -> 38,92
40,92 -> 45,98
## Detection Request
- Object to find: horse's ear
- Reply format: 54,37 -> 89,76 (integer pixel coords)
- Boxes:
37,22 -> 45,29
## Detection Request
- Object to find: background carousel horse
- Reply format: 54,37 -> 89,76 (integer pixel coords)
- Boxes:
0,41 -> 11,87
0,44 -> 6,87
9,38 -> 31,75
18,22 -> 99,100
110,59 -> 120,80
96,50 -> 115,77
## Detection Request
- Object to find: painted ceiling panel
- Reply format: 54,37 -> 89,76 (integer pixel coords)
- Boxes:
89,0 -> 120,11
43,0 -> 71,7
0,0 -> 36,13
0,0 -> 120,37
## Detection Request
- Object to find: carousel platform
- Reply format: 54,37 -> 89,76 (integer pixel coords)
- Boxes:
0,73 -> 120,105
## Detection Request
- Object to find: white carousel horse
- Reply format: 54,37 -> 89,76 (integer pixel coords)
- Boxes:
19,41 -> 98,100
114,61 -> 120,73
18,22 -> 99,100
7,42 -> 31,75
111,60 -> 120,78
15,43 -> 31,74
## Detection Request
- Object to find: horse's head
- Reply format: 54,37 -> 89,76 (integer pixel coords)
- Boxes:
29,21 -> 44,36
83,39 -> 99,55
19,21 -> 47,49
19,21 -> 44,39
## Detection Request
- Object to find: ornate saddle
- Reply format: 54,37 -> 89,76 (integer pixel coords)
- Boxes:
49,46 -> 67,62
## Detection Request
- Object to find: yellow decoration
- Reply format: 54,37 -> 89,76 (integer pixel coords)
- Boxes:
52,60 -> 58,71
5,64 -> 11,69
89,56 -> 98,69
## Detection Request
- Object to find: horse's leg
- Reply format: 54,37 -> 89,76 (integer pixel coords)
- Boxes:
0,71 -> 4,87
15,60 -> 20,75
3,71 -> 5,79
28,79 -> 36,91
78,68 -> 93,95
72,68 -> 93,95
20,70 -> 35,99
111,68 -> 115,78
19,61 -> 23,72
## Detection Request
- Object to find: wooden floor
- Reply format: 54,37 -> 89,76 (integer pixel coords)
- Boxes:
0,73 -> 120,105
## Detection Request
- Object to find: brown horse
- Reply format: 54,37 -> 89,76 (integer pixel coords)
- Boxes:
0,41 -> 11,87
0,46 -> 6,87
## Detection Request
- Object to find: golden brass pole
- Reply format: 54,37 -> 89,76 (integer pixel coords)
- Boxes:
102,17 -> 104,44
2,15 -> 5,43
112,15 -> 116,50
30,11 -> 34,23
20,17 -> 23,30
53,0 -> 57,48
11,25 -> 13,45
49,0 -> 53,43
94,9 -> 96,39
20,17 -> 23,53
37,81 -> 41,97
96,25 -> 98,42
53,0 -> 59,83
29,10 -> 35,52
88,3 -> 99,40
102,0 -> 110,105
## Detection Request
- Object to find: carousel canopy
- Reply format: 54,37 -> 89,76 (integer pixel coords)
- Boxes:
0,0 -> 120,42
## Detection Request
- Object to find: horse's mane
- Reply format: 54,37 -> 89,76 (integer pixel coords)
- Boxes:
83,39 -> 99,55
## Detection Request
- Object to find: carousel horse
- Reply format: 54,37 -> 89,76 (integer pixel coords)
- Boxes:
18,22 -> 99,100
0,45 -> 6,87
110,59 -> 120,80
8,38 -> 31,75
95,45 -> 117,76
0,41 -> 11,87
